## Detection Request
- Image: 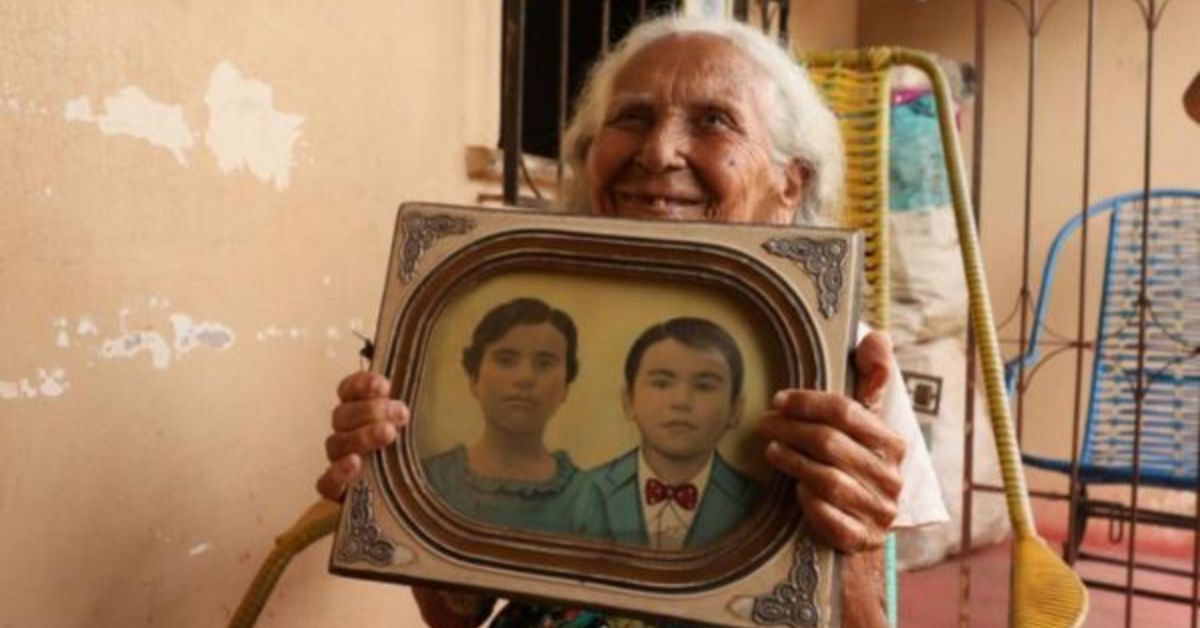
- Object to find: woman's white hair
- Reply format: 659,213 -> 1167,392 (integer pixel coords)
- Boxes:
560,14 -> 844,224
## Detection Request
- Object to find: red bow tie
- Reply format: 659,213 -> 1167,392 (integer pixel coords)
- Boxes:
645,478 -> 699,510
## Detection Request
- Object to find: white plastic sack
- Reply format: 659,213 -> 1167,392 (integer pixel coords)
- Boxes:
894,336 -> 1011,570
888,208 -> 969,346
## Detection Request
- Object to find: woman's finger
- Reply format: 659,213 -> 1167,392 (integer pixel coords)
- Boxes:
794,481 -> 885,553
760,418 -> 903,502
765,440 -> 898,530
331,398 -> 409,433
767,391 -> 907,466
315,454 -> 362,501
325,421 -> 396,463
854,331 -> 892,409
336,371 -> 390,403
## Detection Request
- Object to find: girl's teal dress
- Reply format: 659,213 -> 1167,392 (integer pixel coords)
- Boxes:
422,444 -> 584,534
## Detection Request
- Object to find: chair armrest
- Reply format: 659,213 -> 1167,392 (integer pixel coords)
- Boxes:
228,499 -> 342,628
1005,200 -> 1119,397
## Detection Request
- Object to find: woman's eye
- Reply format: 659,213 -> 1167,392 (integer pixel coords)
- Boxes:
697,110 -> 732,130
610,108 -> 652,129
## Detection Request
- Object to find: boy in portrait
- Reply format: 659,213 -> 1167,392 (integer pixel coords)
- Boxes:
573,317 -> 762,550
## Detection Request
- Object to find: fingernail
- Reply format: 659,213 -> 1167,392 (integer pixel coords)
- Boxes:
766,440 -> 782,456
772,390 -> 788,408
373,422 -> 395,442
389,401 -> 408,424
369,375 -> 389,397
338,455 -> 360,474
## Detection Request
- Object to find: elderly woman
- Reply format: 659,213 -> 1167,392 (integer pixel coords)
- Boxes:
318,15 -> 945,628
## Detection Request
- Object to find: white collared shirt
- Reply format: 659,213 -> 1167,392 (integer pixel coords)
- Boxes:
636,450 -> 714,550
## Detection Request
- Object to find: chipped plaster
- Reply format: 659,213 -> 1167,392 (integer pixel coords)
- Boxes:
58,63 -> 302,191
5,300 -> 368,403
204,62 -> 303,191
0,368 -> 69,400
65,87 -> 195,165
170,314 -> 235,356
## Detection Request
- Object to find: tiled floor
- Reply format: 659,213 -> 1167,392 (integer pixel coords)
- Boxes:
899,539 -> 1200,627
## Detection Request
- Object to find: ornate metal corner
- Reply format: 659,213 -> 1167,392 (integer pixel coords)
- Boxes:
336,482 -> 396,567
751,536 -> 821,628
763,237 -> 848,319
399,213 -> 476,282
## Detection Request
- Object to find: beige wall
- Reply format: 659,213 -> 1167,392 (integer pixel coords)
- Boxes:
857,0 -> 1199,521
1,1 -> 501,625
788,0 -> 858,52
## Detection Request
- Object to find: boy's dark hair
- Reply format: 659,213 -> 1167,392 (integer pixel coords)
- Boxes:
623,317 -> 744,401
461,297 -> 579,383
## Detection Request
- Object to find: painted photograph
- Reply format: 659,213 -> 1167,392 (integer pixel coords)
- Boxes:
413,270 -> 788,550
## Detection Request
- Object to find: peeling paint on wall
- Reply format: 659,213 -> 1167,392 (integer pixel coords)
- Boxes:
97,309 -> 237,369
57,64 -> 301,190
64,88 -> 195,165
6,294 -> 370,402
0,368 -> 69,400
255,325 -> 284,341
38,368 -> 69,397
99,328 -> 173,369
170,314 -> 235,356
204,62 -> 303,191
76,317 -> 98,336
54,318 -> 71,348
1,90 -> 50,116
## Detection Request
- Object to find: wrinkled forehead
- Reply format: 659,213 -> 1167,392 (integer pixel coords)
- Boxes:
609,33 -> 770,107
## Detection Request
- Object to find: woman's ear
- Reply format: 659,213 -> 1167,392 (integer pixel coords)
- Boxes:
777,158 -> 809,211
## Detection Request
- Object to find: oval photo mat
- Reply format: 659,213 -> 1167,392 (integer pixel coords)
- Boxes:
412,268 -> 795,542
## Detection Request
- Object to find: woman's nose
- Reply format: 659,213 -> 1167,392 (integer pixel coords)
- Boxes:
636,120 -> 686,172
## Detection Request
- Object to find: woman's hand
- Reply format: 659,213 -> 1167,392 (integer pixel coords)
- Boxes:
758,331 -> 906,553
317,373 -> 493,626
315,371 -> 410,501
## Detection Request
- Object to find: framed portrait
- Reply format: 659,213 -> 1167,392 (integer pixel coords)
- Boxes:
330,203 -> 864,627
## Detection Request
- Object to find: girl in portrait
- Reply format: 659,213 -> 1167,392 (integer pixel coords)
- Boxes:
422,297 -> 586,534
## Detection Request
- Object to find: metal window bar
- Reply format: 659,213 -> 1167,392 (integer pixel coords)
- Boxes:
959,0 -> 989,622
501,0 -> 525,206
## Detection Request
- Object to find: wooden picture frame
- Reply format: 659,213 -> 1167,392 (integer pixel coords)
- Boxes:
330,202 -> 863,627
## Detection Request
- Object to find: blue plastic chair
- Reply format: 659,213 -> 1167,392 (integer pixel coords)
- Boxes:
1005,189 -> 1200,568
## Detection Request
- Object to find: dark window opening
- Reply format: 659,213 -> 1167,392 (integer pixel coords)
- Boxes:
501,0 -> 683,160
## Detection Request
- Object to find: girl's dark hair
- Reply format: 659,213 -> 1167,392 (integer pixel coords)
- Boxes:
461,297 -> 579,383
623,317 -> 744,401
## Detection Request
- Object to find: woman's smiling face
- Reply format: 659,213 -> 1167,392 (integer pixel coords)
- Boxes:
585,33 -> 805,225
